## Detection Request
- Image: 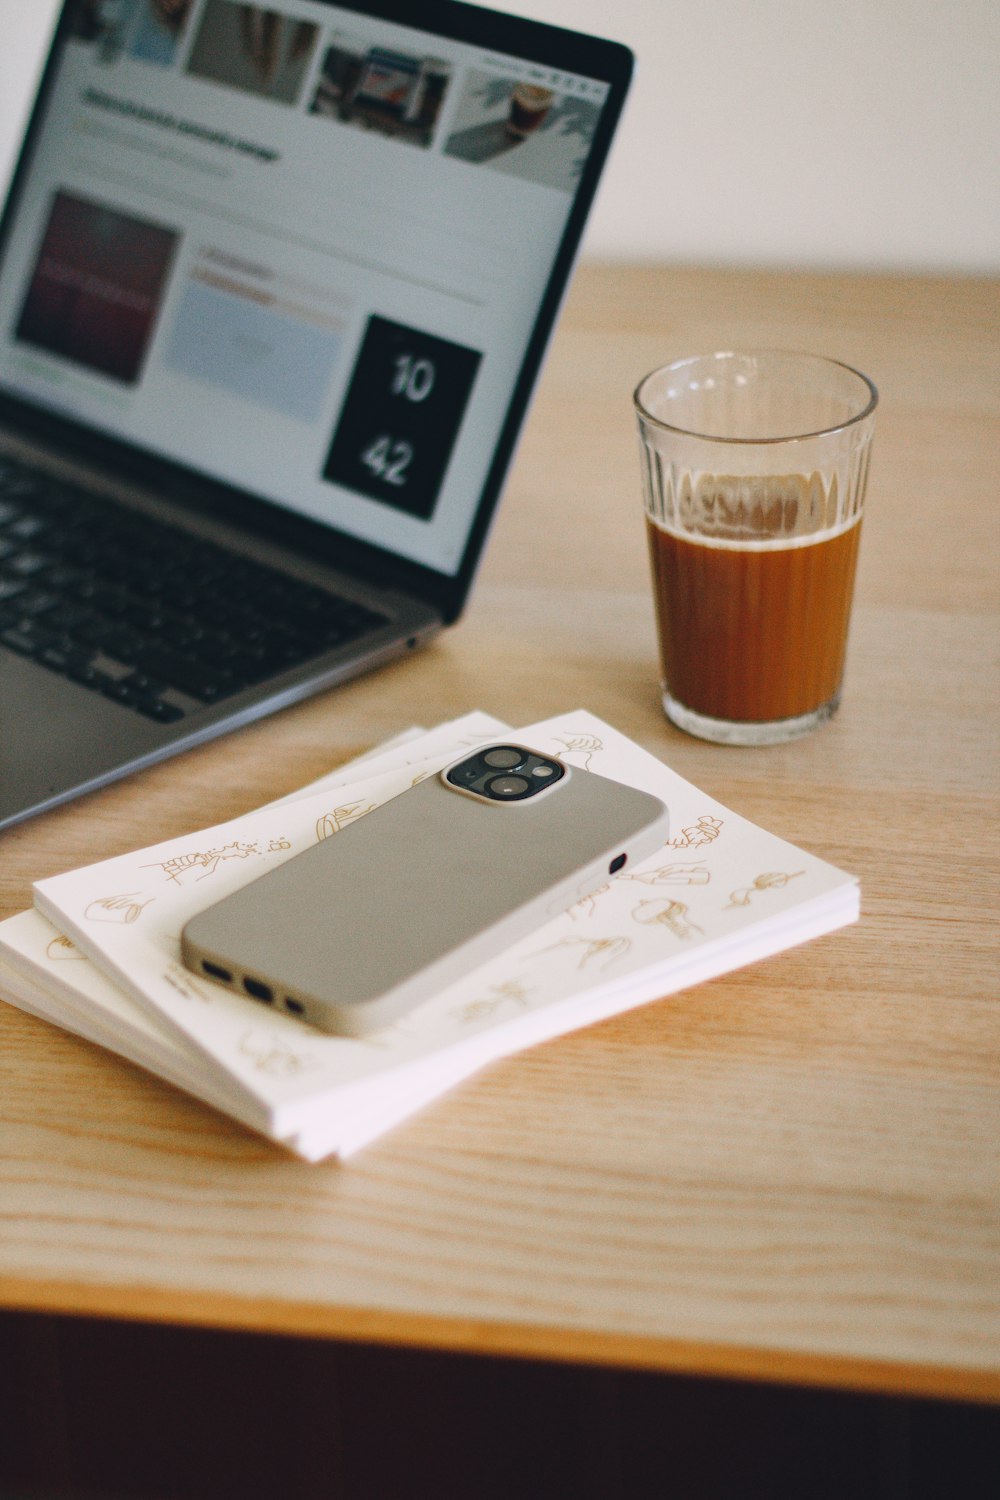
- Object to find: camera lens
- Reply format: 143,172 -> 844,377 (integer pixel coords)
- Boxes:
483,746 -> 526,770
484,747 -> 522,769
488,774 -> 531,798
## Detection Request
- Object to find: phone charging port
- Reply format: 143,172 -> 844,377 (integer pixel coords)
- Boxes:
202,960 -> 233,983
243,977 -> 274,1004
609,854 -> 627,874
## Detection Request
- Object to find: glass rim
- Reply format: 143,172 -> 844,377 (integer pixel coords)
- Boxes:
633,350 -> 879,445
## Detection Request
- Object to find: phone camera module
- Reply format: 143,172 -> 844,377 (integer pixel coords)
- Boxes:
446,746 -> 564,801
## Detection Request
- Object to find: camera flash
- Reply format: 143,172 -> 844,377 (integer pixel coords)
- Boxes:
532,766 -> 554,778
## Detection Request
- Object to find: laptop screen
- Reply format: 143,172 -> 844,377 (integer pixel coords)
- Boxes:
0,1 -> 628,582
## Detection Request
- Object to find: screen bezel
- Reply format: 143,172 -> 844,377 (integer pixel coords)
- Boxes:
0,0 -> 633,623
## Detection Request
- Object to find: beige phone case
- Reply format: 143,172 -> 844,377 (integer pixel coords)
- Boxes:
181,748 -> 669,1035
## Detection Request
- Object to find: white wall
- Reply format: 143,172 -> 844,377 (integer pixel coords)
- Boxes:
2,0 -> 998,271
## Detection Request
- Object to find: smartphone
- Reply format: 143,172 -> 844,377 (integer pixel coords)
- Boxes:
181,744 -> 669,1036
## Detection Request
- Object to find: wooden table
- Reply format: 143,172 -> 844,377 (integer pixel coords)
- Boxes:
2,266 -> 998,1413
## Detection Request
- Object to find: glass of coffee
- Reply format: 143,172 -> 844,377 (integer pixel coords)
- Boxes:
506,83 -> 554,138
634,351 -> 877,745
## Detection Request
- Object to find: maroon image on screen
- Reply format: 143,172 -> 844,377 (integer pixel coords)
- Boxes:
15,192 -> 180,385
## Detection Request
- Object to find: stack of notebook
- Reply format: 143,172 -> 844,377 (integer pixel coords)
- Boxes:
0,710 -> 859,1159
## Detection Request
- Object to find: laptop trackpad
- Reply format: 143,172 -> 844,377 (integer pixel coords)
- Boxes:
0,651 -> 160,825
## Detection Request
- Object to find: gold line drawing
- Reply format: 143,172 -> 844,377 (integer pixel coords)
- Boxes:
566,884 -> 610,920
619,862 -> 710,887
46,934 -> 85,961
142,839 -> 275,884
85,893 -> 153,924
669,815 -> 724,849
533,935 -> 632,972
632,898 -> 704,940
238,1028 -> 321,1077
553,733 -> 604,770
316,802 -> 377,840
726,871 -> 805,908
453,979 -> 533,1024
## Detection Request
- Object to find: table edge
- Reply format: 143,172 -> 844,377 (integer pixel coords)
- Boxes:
1,1276 -> 996,1405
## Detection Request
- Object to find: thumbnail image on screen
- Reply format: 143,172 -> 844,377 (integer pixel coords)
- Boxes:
15,191 -> 180,385
444,70 -> 601,192
311,31 -> 453,151
70,0 -> 194,68
187,1 -> 319,105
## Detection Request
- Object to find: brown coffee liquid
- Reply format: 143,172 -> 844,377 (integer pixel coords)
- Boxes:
646,517 -> 863,723
508,87 -> 552,135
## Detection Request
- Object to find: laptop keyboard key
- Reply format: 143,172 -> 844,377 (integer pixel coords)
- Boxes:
136,697 -> 185,723
39,643 -> 90,675
7,550 -> 51,577
8,514 -> 49,541
67,661 -> 110,690
18,589 -> 59,618
1,627 -> 37,656
131,644 -> 243,702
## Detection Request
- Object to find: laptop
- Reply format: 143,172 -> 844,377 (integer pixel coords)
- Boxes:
0,0 -> 632,831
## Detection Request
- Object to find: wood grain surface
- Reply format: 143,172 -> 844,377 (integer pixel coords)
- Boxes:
1,265 -> 998,1402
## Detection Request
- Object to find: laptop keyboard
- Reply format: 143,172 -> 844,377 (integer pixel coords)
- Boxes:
0,455 -> 388,724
